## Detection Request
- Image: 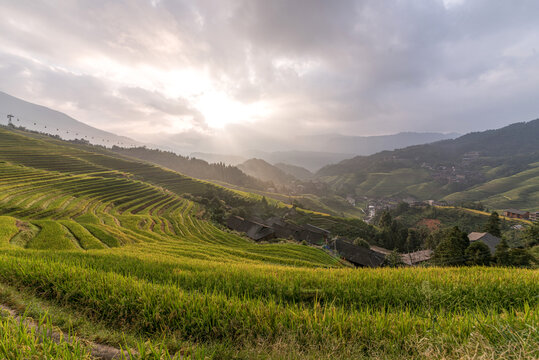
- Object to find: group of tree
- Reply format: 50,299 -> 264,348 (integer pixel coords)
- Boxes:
375,210 -> 426,252
375,208 -> 536,267
433,212 -> 536,267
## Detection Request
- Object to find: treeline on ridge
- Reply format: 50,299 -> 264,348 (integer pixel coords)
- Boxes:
112,146 -> 270,190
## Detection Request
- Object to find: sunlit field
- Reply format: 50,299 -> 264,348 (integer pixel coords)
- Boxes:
0,127 -> 537,359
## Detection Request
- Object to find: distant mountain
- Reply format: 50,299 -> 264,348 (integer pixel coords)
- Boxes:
317,119 -> 539,210
274,163 -> 313,181
298,132 -> 459,155
238,159 -> 297,186
0,91 -> 141,147
189,150 -> 351,172
190,152 -> 247,166
254,151 -> 354,172
188,132 -> 459,172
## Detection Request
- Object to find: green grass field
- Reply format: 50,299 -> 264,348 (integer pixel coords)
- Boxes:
0,127 -> 537,359
443,163 -> 539,211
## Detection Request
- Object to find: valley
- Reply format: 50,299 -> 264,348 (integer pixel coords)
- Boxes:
0,125 -> 537,359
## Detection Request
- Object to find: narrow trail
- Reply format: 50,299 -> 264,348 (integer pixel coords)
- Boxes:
0,303 -> 131,360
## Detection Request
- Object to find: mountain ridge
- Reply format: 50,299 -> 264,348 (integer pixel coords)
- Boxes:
0,91 -> 141,147
316,119 -> 539,210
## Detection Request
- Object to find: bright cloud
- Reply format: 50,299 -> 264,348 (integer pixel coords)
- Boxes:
1,0 -> 539,154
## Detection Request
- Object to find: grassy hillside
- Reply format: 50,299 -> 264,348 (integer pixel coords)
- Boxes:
274,162 -> 314,181
238,158 -> 297,186
0,126 -> 537,359
317,119 -> 539,210
443,163 -> 539,210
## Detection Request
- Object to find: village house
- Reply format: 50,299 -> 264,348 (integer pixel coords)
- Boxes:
503,209 -> 530,219
400,249 -> 433,266
371,246 -> 433,266
467,232 -> 501,254
272,222 -> 303,240
331,239 -> 386,268
226,216 -> 275,242
370,246 -> 391,256
298,224 -> 331,245
529,211 -> 538,222
227,215 -> 334,245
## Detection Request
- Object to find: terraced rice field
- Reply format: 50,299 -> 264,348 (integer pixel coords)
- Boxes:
0,127 -> 537,359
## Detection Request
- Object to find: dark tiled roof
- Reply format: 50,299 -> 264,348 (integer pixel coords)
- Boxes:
400,250 -> 433,265
332,239 -> 385,267
298,229 -> 326,244
468,232 -> 501,254
504,209 -> 529,215
304,224 -> 331,235
226,216 -> 275,241
226,216 -> 252,233
370,245 -> 392,255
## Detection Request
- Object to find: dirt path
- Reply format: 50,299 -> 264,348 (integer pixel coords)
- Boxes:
0,303 -> 131,360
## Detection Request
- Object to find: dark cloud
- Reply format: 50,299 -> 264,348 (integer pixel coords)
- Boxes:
1,0 -> 539,153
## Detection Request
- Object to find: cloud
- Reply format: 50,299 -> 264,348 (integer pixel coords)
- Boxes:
1,0 -> 539,153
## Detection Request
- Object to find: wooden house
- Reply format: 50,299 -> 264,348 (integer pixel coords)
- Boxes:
331,239 -> 385,267
468,232 -> 501,254
503,209 -> 529,219
400,249 -> 433,266
226,216 -> 275,242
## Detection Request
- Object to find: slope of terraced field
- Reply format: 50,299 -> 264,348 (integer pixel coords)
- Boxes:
0,127 -> 537,359
0,128 -> 336,267
443,162 -> 539,211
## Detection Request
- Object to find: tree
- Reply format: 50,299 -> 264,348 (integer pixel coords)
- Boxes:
507,248 -> 533,267
465,242 -> 491,266
522,222 -> 539,247
7,114 -> 14,126
386,249 -> 404,268
424,228 -> 445,250
434,226 -> 469,266
378,210 -> 392,229
404,229 -> 422,252
484,211 -> 501,237
208,197 -> 225,224
494,238 -> 510,266
395,202 -> 410,215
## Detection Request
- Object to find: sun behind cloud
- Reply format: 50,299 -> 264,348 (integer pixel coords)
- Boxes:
194,90 -> 271,129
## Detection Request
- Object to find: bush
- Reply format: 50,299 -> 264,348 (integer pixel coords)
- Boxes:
465,242 -> 491,266
353,238 -> 370,248
434,226 -> 469,266
508,248 -> 534,267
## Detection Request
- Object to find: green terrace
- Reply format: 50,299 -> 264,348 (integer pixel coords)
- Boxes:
0,126 -> 537,359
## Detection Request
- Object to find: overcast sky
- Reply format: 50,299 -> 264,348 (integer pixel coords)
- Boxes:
1,0 -> 539,153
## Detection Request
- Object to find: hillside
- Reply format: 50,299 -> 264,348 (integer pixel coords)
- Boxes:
190,132 -> 457,172
0,125 -> 537,358
194,151 -> 354,172
112,146 -> 269,191
0,125 -> 342,266
238,158 -> 298,186
190,152 -> 247,165
274,162 -> 314,181
0,91 -> 140,147
318,119 -> 539,210
297,131 -> 459,155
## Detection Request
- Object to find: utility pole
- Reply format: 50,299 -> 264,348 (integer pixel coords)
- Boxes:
7,114 -> 14,126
